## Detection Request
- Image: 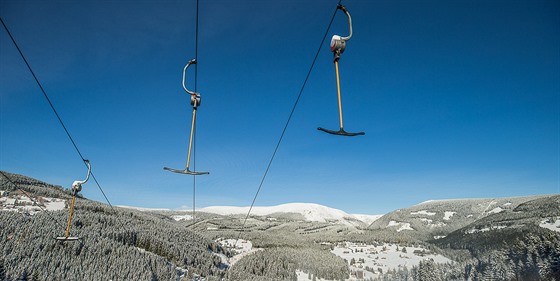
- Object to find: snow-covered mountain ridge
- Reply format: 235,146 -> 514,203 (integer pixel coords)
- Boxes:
199,203 -> 383,225
369,194 -> 559,240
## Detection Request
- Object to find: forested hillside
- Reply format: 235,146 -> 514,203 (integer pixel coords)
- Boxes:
368,196 -> 549,240
373,196 -> 560,280
0,171 -> 228,280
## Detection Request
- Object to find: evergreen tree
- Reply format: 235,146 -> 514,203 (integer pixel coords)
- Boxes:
0,259 -> 5,281
416,259 -> 439,281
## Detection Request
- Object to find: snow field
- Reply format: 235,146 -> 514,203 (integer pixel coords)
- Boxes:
43,197 -> 66,211
331,242 -> 452,280
0,191 -> 66,214
215,238 -> 262,267
488,207 -> 504,214
200,203 -> 383,225
388,220 -> 414,232
171,214 -> 193,221
410,210 -> 436,216
296,270 -> 332,281
539,217 -> 560,233
443,211 -> 456,220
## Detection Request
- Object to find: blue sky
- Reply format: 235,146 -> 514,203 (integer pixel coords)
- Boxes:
1,0 -> 558,215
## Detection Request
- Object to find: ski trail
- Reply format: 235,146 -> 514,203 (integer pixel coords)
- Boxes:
478,200 -> 497,219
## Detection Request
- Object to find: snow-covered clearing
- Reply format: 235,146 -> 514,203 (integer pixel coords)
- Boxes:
171,214 -> 193,221
215,238 -> 262,267
295,270 -> 337,281
410,210 -> 436,216
43,197 -> 66,211
479,200 -> 497,219
332,242 -> 452,280
296,270 -> 313,281
540,217 -> 560,233
420,218 -> 432,223
1,197 -> 16,206
388,221 -> 414,232
353,214 -> 383,225
488,207 -> 504,214
0,192 -> 66,214
443,211 -> 456,220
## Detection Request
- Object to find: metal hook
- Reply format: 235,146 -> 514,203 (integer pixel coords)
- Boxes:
72,160 -> 91,193
182,59 -> 197,95
330,4 -> 353,61
56,159 -> 91,241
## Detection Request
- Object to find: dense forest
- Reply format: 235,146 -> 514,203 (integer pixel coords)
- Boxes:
227,247 -> 349,281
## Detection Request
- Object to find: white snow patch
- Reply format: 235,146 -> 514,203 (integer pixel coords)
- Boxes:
216,238 -> 262,267
388,221 -> 414,232
411,210 -> 436,216
539,217 -> 560,233
488,207 -> 504,214
117,205 -> 172,211
18,195 -> 33,204
43,197 -> 66,211
3,198 -> 16,205
433,235 -> 446,239
353,214 -> 383,225
172,214 -> 193,221
443,211 -> 456,220
0,193 -> 65,214
503,202 -> 512,206
332,242 -> 452,280
478,200 -> 497,219
397,223 -> 413,232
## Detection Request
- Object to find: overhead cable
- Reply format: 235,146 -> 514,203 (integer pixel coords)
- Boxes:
234,0 -> 343,247
0,16 -> 130,235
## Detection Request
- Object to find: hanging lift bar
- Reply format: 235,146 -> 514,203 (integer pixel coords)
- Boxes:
318,4 -> 365,137
56,160 -> 91,241
164,59 -> 209,175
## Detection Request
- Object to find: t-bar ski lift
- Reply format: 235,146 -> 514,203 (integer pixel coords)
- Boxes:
56,160 -> 91,241
318,5 -> 365,137
164,59 -> 209,175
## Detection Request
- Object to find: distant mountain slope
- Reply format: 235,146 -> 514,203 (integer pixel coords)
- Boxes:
368,195 -> 552,240
434,195 -> 560,251
199,203 -> 382,226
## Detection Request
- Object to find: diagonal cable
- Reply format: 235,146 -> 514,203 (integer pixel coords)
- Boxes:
0,171 -> 67,231
234,0 -> 343,247
1,16 -> 130,234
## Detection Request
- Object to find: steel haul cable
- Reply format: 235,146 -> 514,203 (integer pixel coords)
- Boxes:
0,171 -> 66,231
193,0 -> 200,232
233,0 -> 344,248
0,16 -> 132,238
